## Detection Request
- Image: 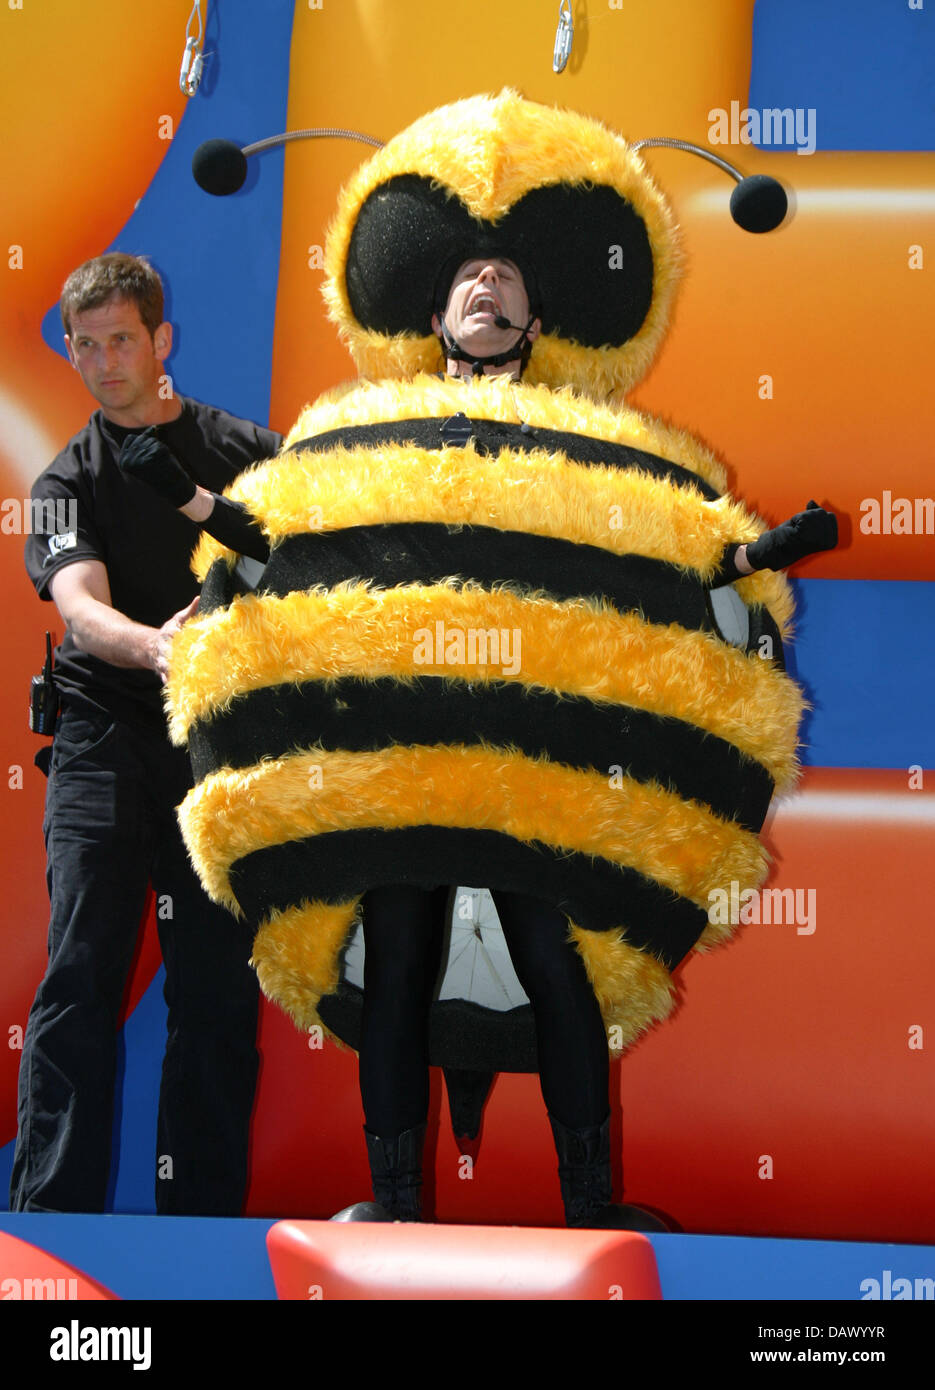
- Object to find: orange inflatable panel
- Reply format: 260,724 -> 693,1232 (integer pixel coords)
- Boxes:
266,1220 -> 661,1301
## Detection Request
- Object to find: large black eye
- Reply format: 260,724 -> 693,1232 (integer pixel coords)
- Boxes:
346,174 -> 656,347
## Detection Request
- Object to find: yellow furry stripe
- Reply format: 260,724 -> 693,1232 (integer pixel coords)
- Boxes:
736,567 -> 796,637
188,373 -> 795,638
167,583 -> 802,786
570,924 -> 678,1050
522,331 -> 665,410
251,898 -> 360,1036
284,375 -> 728,495
250,901 -> 678,1053
318,328 -> 666,406
225,442 -> 754,575
191,530 -> 237,582
177,743 -> 766,914
332,93 -> 675,237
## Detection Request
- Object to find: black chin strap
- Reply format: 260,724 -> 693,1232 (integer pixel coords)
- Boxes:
439,314 -> 536,378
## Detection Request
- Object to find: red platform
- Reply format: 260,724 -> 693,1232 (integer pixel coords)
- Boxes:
266,1219 -> 662,1300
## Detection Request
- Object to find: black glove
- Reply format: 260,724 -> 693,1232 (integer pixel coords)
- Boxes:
746,500 -> 838,572
118,427 -> 196,508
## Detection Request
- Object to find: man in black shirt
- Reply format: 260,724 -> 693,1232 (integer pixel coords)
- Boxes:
11,252 -> 282,1214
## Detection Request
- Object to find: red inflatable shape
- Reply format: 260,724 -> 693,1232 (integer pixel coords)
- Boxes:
267,1219 -> 662,1301
0,1230 -> 117,1300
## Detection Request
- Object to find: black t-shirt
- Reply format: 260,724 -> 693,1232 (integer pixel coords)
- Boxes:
25,396 -> 282,732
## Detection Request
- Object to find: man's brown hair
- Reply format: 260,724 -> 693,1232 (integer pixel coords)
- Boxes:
60,253 -> 164,339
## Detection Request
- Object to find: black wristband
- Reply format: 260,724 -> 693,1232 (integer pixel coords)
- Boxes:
202,494 -> 270,563
710,542 -> 745,588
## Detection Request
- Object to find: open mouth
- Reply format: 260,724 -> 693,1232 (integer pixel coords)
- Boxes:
467,292 -> 501,317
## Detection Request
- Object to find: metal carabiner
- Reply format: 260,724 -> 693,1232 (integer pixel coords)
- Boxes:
553,0 -> 574,74
179,2 -> 204,97
179,37 -> 202,96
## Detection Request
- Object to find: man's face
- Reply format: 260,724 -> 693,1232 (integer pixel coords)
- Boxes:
432,258 -> 540,366
65,296 -> 172,426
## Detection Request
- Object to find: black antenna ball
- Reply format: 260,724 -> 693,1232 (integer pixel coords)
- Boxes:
192,139 -> 248,196
730,175 -> 788,233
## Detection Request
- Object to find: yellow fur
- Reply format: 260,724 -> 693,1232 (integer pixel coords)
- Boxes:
230,448 -> 749,570
169,93 -> 805,1059
168,582 -> 802,788
250,901 -> 680,1054
251,899 -> 359,1036
570,924 -> 679,1050
177,743 -> 767,915
188,742 -> 762,1050
189,374 -> 793,645
283,375 -> 729,491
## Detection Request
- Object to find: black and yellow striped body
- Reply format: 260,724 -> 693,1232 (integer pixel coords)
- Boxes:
167,374 -> 803,1062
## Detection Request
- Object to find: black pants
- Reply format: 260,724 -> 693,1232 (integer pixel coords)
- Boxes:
10,704 -> 260,1214
359,884 -> 609,1139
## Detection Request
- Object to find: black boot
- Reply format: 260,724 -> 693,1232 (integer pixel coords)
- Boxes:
362,1122 -> 426,1222
548,1112 -> 670,1233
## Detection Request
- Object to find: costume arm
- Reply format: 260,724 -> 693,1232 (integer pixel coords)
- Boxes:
711,501 -> 837,587
182,490 -> 271,562
118,427 -> 270,562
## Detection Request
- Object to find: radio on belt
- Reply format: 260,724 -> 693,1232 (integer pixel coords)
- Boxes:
29,632 -> 59,735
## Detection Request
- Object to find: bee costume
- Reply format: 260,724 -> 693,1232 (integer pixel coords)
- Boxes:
156,93 -> 830,1224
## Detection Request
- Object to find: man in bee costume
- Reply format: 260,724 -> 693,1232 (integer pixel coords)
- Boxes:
123,92 -> 836,1225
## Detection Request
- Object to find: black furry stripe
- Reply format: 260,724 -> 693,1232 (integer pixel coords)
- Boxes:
199,549 -> 785,673
199,555 -> 255,614
230,826 -> 709,972
257,523 -> 714,628
188,677 -> 773,831
289,419 -> 721,499
748,604 -> 786,672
